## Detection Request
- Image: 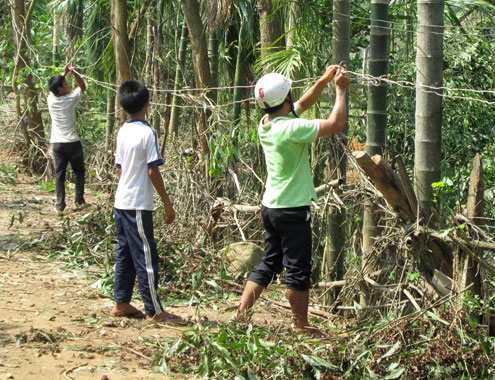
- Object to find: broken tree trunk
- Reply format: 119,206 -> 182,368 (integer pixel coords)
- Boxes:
467,153 -> 484,225
465,153 -> 494,336
353,152 -> 414,221
353,151 -> 452,280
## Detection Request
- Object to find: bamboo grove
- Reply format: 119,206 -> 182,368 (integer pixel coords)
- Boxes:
2,0 -> 495,375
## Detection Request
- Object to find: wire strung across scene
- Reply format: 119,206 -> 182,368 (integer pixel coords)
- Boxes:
11,3 -> 495,113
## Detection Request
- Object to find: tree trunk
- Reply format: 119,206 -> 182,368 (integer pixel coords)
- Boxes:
65,0 -> 84,59
11,0 -> 45,173
465,154 -> 493,335
467,153 -> 484,226
322,0 -> 350,304
111,0 -> 132,125
414,0 -> 444,220
287,2 -> 301,97
287,2 -> 300,49
208,29 -> 219,101
182,0 -> 214,169
152,0 -> 166,135
233,19 -> 247,125
257,0 -> 285,72
52,9 -> 61,65
105,88 -> 116,153
143,10 -> 154,85
361,0 -> 390,306
169,21 -> 188,137
354,151 -> 453,280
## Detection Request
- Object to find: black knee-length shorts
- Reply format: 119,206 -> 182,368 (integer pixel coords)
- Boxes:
248,205 -> 312,291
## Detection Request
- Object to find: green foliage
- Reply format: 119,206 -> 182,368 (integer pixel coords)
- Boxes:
208,131 -> 239,179
41,205 -> 115,269
7,1 -> 495,378
39,178 -> 57,193
160,310 -> 495,379
162,322 -> 336,379
8,211 -> 25,229
0,163 -> 17,185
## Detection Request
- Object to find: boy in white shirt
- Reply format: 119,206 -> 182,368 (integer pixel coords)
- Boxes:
47,65 -> 88,213
112,80 -> 183,323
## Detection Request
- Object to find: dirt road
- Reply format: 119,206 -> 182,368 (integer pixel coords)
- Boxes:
0,174 -> 197,379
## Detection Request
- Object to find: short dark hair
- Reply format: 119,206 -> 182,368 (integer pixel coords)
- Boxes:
118,80 -> 149,114
262,90 -> 292,114
48,75 -> 65,95
263,102 -> 285,114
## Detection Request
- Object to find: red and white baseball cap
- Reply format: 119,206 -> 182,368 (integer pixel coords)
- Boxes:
254,73 -> 292,109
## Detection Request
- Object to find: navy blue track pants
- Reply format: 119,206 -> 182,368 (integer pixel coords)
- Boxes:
114,208 -> 164,316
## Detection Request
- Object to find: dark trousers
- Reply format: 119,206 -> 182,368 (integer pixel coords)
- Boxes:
52,141 -> 85,211
114,208 -> 164,317
249,205 -> 312,291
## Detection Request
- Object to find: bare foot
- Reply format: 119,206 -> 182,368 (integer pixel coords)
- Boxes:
292,324 -> 327,338
147,311 -> 187,325
112,303 -> 146,319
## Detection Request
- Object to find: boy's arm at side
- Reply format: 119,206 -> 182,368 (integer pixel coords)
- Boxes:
148,166 -> 176,224
295,65 -> 339,115
117,168 -> 122,178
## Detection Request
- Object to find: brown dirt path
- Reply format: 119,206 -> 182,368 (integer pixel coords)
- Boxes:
0,171 -> 198,379
1,164 -> 229,380
0,161 -> 288,379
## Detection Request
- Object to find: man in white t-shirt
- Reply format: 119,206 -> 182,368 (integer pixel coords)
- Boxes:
47,65 -> 88,213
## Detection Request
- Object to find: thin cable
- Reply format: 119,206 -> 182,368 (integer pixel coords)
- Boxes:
78,68 -> 495,109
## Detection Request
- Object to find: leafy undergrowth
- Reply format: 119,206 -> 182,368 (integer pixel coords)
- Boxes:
31,201 -> 495,380
157,306 -> 494,380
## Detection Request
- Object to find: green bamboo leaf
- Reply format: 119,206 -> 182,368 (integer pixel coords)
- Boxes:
301,354 -> 337,369
205,279 -> 222,292
246,367 -> 258,380
377,340 -> 400,363
426,311 -> 450,326
385,367 -> 406,379
211,341 -> 237,368
367,368 -> 380,380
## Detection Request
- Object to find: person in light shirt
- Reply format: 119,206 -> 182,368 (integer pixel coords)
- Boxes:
236,66 -> 350,335
47,65 -> 89,213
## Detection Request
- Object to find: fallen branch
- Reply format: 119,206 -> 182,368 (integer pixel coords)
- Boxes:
317,279 -> 347,289
214,178 -> 343,215
426,230 -> 495,276
403,289 -> 421,312
411,283 -> 475,324
270,299 -> 332,319
62,363 -> 89,380
337,300 -> 408,311
113,344 -> 152,361
315,178 -> 343,196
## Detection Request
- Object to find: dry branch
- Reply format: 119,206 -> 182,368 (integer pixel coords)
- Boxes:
427,230 -> 495,277
352,151 -> 453,279
467,153 -> 484,224
352,151 -> 414,221
403,288 -> 421,312
396,156 -> 418,218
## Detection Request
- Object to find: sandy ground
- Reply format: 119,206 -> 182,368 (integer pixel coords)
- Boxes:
0,171 -> 197,379
0,157 -> 289,380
